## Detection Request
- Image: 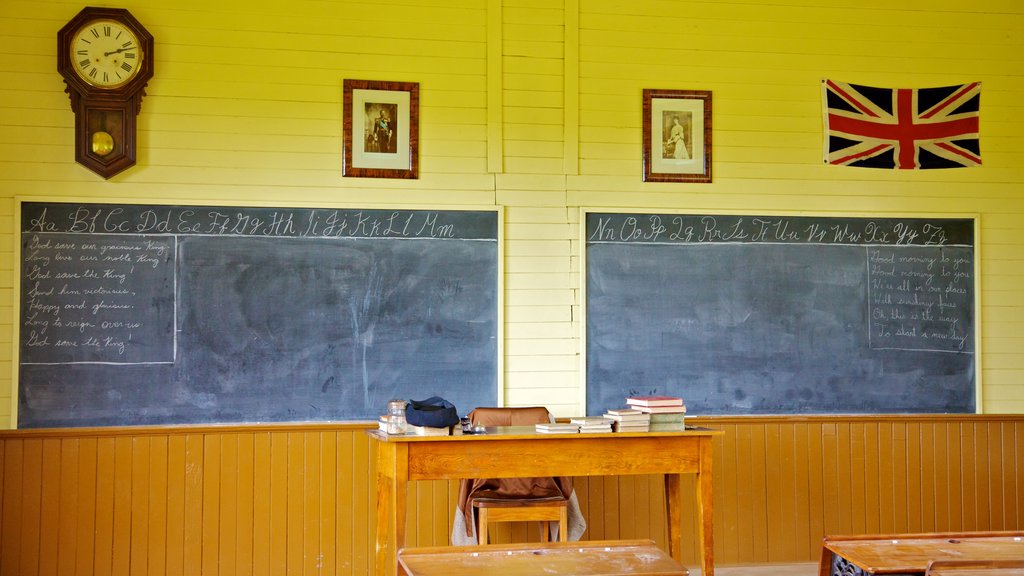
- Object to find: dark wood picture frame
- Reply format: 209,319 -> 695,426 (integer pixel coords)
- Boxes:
343,79 -> 419,179
642,89 -> 712,183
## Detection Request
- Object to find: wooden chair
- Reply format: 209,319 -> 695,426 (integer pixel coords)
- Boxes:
926,560 -> 1024,576
458,407 -> 571,544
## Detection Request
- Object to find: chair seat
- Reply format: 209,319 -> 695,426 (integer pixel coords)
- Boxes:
472,496 -> 567,509
472,495 -> 568,544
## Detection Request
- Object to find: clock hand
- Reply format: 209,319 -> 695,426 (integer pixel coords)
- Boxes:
103,47 -> 134,56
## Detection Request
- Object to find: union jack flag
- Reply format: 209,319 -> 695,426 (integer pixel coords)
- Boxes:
822,79 -> 981,169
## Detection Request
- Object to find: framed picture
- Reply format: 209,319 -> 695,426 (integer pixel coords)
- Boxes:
642,89 -> 712,183
343,79 -> 419,179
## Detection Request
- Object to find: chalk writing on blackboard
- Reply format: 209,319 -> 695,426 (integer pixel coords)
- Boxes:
22,233 -> 175,364
867,247 -> 973,352
24,205 -> 483,240
587,214 -> 969,247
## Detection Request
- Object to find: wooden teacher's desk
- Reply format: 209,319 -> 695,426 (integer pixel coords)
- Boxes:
367,426 -> 722,576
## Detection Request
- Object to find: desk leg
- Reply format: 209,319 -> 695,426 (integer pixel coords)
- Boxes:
375,442 -> 409,576
375,471 -> 393,576
696,436 -> 715,576
665,472 -> 683,561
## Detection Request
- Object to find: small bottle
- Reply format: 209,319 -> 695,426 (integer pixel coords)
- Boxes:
387,400 -> 407,434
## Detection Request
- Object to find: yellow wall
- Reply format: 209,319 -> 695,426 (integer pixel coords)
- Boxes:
1,0 -> 1023,427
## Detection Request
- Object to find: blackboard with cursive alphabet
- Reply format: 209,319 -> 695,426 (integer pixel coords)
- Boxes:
585,212 -> 976,415
19,202 -> 499,428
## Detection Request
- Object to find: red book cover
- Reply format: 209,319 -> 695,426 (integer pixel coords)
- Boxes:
626,395 -> 684,407
632,405 -> 687,414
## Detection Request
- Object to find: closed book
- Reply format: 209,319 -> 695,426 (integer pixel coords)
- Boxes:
408,424 -> 450,436
613,422 -> 650,432
537,427 -> 580,434
577,418 -> 613,433
535,423 -> 580,433
603,412 -> 650,423
648,423 -> 686,432
605,408 -> 643,416
626,395 -> 684,407
633,405 -> 687,414
648,412 -> 686,424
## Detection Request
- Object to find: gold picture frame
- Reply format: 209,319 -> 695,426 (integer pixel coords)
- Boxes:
642,89 -> 712,183
343,79 -> 419,179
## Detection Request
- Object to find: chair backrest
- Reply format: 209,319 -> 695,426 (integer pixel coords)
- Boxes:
926,560 -> 1024,576
468,406 -> 552,427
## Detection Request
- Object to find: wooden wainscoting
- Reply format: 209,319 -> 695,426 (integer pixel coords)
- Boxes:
1,415 -> 1022,575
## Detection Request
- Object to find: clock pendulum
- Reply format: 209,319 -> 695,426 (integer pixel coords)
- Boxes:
91,111 -> 114,156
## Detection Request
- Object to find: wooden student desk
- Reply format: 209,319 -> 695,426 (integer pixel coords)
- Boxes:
397,538 -> 688,576
367,426 -> 722,576
819,531 -> 1024,575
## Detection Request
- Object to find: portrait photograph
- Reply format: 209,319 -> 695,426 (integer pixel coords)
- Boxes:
343,79 -> 419,179
643,89 -> 712,182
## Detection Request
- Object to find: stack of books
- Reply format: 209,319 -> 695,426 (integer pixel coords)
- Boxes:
602,408 -> 650,432
535,422 -> 581,434
626,396 -> 686,431
570,416 -> 613,434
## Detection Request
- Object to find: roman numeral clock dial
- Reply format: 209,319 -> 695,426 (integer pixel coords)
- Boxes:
57,7 -> 154,179
73,20 -> 140,87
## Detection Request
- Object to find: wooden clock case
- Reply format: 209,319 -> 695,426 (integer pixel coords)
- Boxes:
57,7 -> 154,179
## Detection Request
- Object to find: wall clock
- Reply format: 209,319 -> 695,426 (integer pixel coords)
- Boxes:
57,7 -> 154,179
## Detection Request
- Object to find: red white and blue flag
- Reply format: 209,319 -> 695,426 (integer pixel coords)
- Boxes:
822,79 -> 981,169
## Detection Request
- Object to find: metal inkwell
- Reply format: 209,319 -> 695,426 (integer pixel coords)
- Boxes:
461,417 -> 486,435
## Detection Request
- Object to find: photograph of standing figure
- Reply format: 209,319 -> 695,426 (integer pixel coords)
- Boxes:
663,113 -> 691,160
365,104 -> 397,153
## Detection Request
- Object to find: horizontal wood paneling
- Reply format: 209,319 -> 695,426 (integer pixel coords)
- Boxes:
7,0 -> 1024,424
2,416 -> 1023,573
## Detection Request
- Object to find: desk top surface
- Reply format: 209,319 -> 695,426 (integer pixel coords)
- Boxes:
367,425 -> 721,443
397,539 -> 688,576
825,533 -> 1024,574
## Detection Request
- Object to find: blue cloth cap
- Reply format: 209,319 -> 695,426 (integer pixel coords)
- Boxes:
405,396 -> 460,428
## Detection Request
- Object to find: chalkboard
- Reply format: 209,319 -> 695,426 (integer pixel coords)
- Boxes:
585,212 -> 976,415
19,202 -> 499,427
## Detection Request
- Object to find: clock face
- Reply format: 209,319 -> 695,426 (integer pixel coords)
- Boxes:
70,19 -> 144,88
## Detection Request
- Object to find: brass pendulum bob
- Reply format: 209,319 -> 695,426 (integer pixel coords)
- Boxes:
91,111 -> 114,156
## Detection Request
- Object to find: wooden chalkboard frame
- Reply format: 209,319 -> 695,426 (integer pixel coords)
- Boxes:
13,198 -> 504,428
580,208 -> 982,416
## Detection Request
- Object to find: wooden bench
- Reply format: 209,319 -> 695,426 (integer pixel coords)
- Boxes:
397,539 -> 688,576
818,531 -> 1024,575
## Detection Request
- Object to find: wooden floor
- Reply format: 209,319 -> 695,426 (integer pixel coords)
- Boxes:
694,563 -> 818,575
